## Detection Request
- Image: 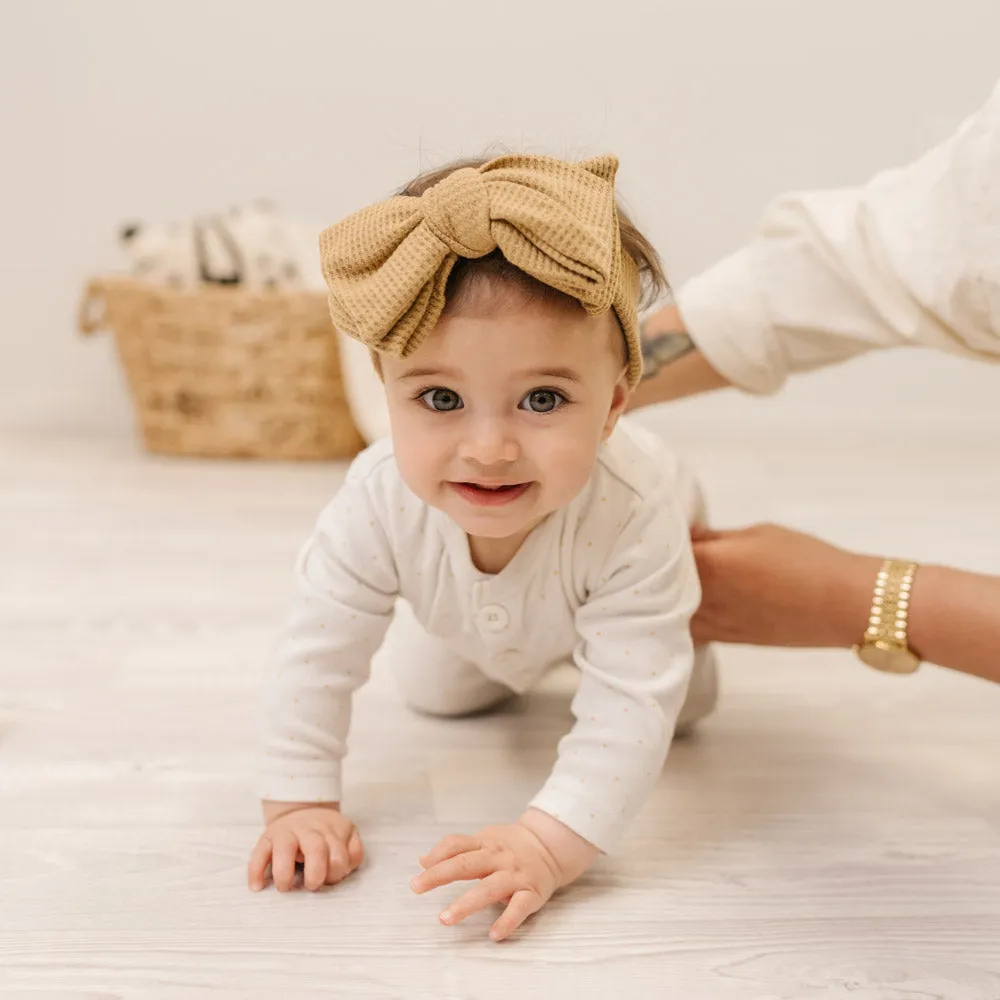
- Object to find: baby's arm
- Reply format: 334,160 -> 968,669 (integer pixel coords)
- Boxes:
250,475 -> 398,891
528,489 -> 699,854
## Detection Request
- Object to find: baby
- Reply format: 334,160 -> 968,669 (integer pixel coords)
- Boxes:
247,153 -> 718,940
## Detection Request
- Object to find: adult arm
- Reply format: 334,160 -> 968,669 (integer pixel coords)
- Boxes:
633,78 -> 1000,405
691,524 -> 1000,685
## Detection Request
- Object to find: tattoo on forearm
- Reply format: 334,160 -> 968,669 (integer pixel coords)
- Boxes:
639,322 -> 696,380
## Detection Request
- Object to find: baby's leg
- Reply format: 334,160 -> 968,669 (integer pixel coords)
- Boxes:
376,601 -> 515,718
676,645 -> 719,736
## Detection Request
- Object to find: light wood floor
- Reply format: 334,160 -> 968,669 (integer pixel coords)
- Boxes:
2,417 -> 999,999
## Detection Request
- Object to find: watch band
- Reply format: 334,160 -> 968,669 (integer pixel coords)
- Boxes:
864,559 -> 918,650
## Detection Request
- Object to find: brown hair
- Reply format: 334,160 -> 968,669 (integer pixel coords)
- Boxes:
397,155 -> 669,318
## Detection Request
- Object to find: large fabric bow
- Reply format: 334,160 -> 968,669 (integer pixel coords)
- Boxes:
319,153 -> 641,386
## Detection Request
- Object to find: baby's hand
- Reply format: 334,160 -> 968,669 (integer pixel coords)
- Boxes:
248,805 -> 364,892
411,821 -> 566,941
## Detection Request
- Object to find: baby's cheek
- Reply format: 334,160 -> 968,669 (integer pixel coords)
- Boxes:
398,457 -> 432,501
536,440 -> 597,503
392,429 -> 435,499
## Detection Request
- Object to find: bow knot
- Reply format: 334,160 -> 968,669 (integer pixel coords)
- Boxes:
421,167 -> 495,258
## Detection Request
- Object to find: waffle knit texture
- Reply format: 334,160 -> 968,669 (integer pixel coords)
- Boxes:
318,153 -> 643,387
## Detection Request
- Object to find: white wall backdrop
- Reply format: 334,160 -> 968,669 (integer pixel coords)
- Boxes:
1,0 -> 998,436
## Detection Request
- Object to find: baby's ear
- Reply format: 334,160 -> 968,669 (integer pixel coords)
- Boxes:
601,371 -> 630,441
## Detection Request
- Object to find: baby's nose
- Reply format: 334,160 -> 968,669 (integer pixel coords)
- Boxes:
458,419 -> 519,465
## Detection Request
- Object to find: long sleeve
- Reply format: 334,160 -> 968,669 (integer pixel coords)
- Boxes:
528,488 -> 700,852
676,78 -> 1000,394
258,474 -> 398,804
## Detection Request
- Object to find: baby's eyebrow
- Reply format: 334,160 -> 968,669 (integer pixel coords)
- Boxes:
516,366 -> 583,384
396,366 -> 462,381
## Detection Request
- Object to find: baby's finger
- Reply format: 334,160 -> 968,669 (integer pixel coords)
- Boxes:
439,871 -> 520,927
300,831 -> 329,892
419,834 -> 480,869
490,888 -> 544,942
346,828 -> 365,871
247,834 -> 273,891
412,849 -> 495,894
270,832 -> 301,892
323,833 -> 352,885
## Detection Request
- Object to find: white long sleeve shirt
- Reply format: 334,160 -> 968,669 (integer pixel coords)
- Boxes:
258,419 -> 701,852
677,78 -> 1000,394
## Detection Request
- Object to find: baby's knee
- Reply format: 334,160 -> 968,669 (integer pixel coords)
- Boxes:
393,659 -> 516,718
400,682 -> 514,719
675,644 -> 719,735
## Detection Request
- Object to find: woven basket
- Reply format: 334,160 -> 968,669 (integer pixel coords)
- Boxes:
79,276 -> 366,460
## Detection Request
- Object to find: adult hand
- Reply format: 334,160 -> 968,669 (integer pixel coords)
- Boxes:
690,523 -> 880,648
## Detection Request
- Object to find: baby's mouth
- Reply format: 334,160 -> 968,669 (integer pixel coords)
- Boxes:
449,481 -> 533,506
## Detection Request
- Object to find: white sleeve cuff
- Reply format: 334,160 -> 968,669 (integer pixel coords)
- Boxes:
258,758 -> 343,805
675,245 -> 788,395
528,784 -> 631,855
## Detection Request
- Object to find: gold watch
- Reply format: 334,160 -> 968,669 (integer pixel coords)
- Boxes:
853,559 -> 921,674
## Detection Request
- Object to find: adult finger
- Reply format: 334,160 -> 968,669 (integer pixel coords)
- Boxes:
411,849 -> 495,893
690,612 -> 714,646
691,534 -> 722,566
247,834 -> 273,891
439,870 -> 521,927
418,834 -> 481,870
689,523 -> 720,542
491,888 -> 544,941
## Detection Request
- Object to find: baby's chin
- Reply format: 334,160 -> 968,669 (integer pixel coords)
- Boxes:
441,492 -> 569,542
440,497 -> 541,538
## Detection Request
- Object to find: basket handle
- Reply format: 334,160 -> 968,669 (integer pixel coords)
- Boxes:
78,279 -> 110,336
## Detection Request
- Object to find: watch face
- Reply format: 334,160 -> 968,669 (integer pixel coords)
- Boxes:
858,641 -> 920,674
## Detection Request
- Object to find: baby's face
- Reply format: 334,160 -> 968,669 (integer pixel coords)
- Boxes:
381,301 -> 629,550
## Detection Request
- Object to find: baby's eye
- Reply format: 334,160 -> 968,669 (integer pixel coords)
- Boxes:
520,389 -> 566,414
418,387 -> 463,412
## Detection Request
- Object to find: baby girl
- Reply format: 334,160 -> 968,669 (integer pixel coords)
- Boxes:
247,153 -> 717,940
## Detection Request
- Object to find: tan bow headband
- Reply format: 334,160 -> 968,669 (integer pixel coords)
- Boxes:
318,153 -> 643,387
